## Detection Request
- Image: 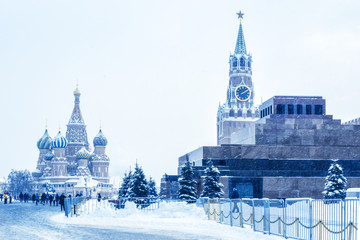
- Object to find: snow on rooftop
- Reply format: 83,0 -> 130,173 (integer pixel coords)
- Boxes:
347,188 -> 360,192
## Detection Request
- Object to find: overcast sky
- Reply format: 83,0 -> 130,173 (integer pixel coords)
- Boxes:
1,0 -> 360,184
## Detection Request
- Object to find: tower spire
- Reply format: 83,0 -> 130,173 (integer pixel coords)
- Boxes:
68,86 -> 85,124
234,11 -> 247,54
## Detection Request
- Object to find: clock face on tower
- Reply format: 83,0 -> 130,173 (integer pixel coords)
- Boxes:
235,85 -> 251,101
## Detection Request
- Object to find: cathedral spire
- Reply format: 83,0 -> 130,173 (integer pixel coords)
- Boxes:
234,11 -> 247,55
68,85 -> 85,124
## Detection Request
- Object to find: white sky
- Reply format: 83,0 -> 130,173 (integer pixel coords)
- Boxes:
1,0 -> 360,184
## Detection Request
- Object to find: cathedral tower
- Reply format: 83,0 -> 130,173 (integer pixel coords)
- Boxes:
36,129 -> 52,172
90,129 -> 110,182
51,131 -> 68,177
65,86 -> 89,175
217,11 -> 259,145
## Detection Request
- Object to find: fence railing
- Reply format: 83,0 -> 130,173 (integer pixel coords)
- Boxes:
64,197 -> 161,217
198,198 -> 358,240
64,197 -> 112,217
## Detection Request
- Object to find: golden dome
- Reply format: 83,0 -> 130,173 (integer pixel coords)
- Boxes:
73,84 -> 81,95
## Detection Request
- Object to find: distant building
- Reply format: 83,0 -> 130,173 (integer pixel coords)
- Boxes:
32,87 -> 114,197
161,12 -> 360,200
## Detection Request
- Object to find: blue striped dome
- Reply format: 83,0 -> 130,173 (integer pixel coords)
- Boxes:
51,131 -> 68,148
93,129 -> 108,146
37,129 -> 52,150
44,149 -> 54,160
76,146 -> 90,159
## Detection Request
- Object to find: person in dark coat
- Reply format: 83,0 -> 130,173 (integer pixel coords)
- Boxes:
32,193 -> 35,203
49,195 -> 54,206
59,193 -> 66,211
231,188 -> 240,213
55,194 -> 59,206
9,195 -> 12,204
19,192 -> 23,202
97,193 -> 101,202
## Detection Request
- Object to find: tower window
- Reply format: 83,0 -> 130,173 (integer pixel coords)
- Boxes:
288,104 -> 294,114
297,105 -> 303,115
229,110 -> 235,117
248,61 -> 251,68
232,58 -> 237,68
306,105 -> 312,115
240,57 -> 245,67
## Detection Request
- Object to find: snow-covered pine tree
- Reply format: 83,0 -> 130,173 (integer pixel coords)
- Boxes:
147,177 -> 158,197
178,158 -> 197,203
118,170 -> 132,199
323,161 -> 347,200
128,163 -> 148,198
201,163 -> 224,199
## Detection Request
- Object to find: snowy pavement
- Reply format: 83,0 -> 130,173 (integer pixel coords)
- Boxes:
0,201 -> 284,240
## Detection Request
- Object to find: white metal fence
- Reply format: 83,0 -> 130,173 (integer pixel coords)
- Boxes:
198,198 -> 358,240
64,197 -> 161,217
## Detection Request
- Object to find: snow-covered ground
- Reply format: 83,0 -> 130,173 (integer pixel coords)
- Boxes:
51,201 -> 283,240
1,200 -> 358,239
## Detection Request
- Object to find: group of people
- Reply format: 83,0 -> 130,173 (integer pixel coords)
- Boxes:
1,191 -> 67,211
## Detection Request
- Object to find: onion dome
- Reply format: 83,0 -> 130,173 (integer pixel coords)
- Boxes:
51,131 -> 68,148
74,84 -> 81,95
76,146 -> 90,159
93,129 -> 108,146
44,149 -> 54,160
37,129 -> 52,150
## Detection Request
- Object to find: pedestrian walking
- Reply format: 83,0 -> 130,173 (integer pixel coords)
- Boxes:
35,193 -> 39,205
19,192 -> 23,202
49,194 -> 54,206
4,193 -> 8,204
59,193 -> 66,211
55,194 -> 59,206
97,193 -> 101,202
231,188 -> 240,213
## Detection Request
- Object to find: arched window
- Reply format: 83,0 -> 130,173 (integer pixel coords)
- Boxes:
232,58 -> 238,68
237,111 -> 242,117
229,110 -> 234,117
240,57 -> 245,67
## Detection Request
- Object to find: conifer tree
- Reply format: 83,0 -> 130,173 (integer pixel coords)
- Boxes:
128,163 -> 148,198
118,170 -> 132,199
178,158 -> 197,203
323,161 -> 347,200
201,163 -> 224,199
147,177 -> 158,197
